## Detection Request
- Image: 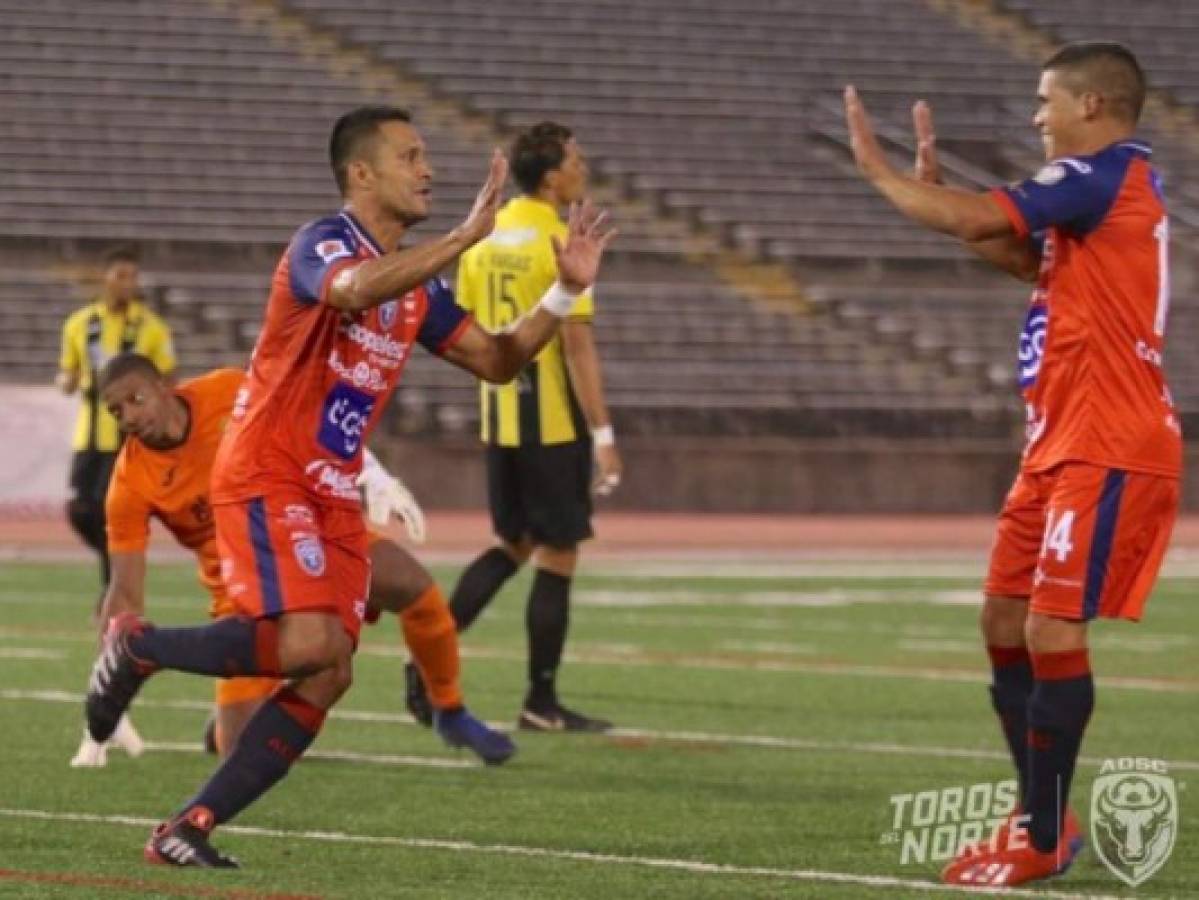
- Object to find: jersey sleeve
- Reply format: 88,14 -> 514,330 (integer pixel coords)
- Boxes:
990,158 -> 1119,239
139,314 -> 177,375
287,218 -> 359,305
105,464 -> 152,554
417,276 -> 472,355
59,312 -> 81,373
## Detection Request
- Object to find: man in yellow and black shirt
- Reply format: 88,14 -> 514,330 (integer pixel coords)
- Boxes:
57,247 -> 176,606
448,122 -> 621,731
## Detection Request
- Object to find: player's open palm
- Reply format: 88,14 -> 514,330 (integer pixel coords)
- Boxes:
552,199 -> 617,294
460,149 -> 508,244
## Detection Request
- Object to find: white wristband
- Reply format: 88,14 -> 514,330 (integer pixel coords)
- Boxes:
538,281 -> 581,318
592,425 -> 615,447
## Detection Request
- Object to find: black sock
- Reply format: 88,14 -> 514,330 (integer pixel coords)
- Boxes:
450,547 -> 518,632
184,687 -> 324,825
1026,650 -> 1094,853
128,616 -> 281,678
987,645 -> 1034,798
525,569 -> 571,709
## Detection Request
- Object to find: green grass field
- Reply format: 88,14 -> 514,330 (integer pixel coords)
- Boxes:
0,561 -> 1194,899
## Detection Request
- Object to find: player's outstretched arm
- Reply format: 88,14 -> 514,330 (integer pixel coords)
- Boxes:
846,86 -> 1012,243
327,151 -> 509,312
910,102 -> 1039,282
97,552 -> 148,635
442,200 -> 617,384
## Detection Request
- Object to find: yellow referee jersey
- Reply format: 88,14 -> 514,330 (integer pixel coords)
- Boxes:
59,299 -> 176,452
456,196 -> 593,446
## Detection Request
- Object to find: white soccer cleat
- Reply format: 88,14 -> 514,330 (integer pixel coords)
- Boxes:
111,714 -> 146,757
70,731 -> 109,768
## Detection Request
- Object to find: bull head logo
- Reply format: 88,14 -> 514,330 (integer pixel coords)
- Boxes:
1091,768 -> 1177,886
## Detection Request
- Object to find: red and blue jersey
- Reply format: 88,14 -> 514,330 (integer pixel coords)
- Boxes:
212,210 -> 471,507
991,140 -> 1181,477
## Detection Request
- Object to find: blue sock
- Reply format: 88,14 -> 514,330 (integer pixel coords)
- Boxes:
987,645 -> 1034,798
1026,650 -> 1094,853
183,687 -> 325,825
128,616 -> 281,678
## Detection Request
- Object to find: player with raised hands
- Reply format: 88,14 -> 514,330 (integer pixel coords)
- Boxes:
847,43 -> 1179,887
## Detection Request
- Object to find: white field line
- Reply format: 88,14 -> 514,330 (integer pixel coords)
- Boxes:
8,688 -> 1199,773
358,644 -> 1199,695
0,647 -> 64,660
0,626 -> 1191,692
141,741 -> 477,770
0,807 -> 1135,900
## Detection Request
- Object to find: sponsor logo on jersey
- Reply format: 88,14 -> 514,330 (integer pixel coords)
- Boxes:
318,382 -> 375,460
344,321 -> 408,362
315,239 -> 353,264
1034,163 -> 1067,186
378,300 -> 398,329
304,458 -> 360,500
328,349 -> 386,392
1017,304 -> 1048,388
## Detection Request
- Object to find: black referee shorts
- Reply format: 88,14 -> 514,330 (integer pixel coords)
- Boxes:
486,440 -> 593,548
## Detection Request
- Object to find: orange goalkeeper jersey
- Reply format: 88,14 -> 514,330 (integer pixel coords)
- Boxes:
105,368 -> 243,613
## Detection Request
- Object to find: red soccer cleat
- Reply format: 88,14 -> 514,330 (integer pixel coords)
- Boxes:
949,806 -> 1082,864
942,820 -> 1084,887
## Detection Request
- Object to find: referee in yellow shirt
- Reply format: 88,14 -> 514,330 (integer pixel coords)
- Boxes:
446,122 -> 621,731
57,247 -> 176,609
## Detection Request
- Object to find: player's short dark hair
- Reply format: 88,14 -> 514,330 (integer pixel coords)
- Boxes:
329,106 -> 413,195
102,245 -> 140,268
509,121 -> 573,194
98,352 -> 163,393
1043,41 -> 1146,123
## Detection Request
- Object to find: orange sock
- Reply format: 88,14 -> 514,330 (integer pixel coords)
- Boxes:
400,584 -> 463,710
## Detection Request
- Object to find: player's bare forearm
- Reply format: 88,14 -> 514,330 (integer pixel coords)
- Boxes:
327,230 -> 476,312
846,85 -> 1013,243
561,322 -> 612,429
442,310 -> 562,384
98,552 -> 147,636
965,235 -> 1041,282
871,171 -> 1013,242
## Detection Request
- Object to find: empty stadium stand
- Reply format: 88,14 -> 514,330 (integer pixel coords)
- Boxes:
4,0 -> 1198,458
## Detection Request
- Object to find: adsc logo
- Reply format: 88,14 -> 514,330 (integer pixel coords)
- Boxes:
1091,757 -> 1177,887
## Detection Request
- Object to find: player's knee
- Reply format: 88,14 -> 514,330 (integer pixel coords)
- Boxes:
278,613 -> 351,675
501,538 -> 534,566
980,595 -> 1027,644
1023,611 -> 1087,654
534,544 -> 577,577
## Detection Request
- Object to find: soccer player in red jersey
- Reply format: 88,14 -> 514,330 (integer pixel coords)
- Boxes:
846,42 -> 1179,887
84,106 -> 615,868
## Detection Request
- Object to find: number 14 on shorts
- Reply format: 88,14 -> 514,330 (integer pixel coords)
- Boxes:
1041,508 -> 1076,562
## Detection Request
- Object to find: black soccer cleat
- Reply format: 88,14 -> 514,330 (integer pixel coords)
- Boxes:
404,661 -> 434,727
85,612 -> 157,743
144,806 -> 238,868
517,701 -> 612,733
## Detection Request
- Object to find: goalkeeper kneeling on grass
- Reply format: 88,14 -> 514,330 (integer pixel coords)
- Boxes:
73,355 -> 514,767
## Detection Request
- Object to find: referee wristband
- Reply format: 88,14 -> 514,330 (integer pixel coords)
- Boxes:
592,425 -> 615,447
538,282 -> 582,318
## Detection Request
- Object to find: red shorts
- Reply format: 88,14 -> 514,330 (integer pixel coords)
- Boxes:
214,492 -> 372,642
986,462 -> 1178,621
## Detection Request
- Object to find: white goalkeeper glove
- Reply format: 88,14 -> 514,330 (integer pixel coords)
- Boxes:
357,449 -> 427,544
69,714 -> 145,768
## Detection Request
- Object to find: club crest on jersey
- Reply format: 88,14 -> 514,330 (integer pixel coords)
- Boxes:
315,239 -> 352,264
378,300 -> 398,329
1017,304 -> 1048,388
292,533 -> 326,577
